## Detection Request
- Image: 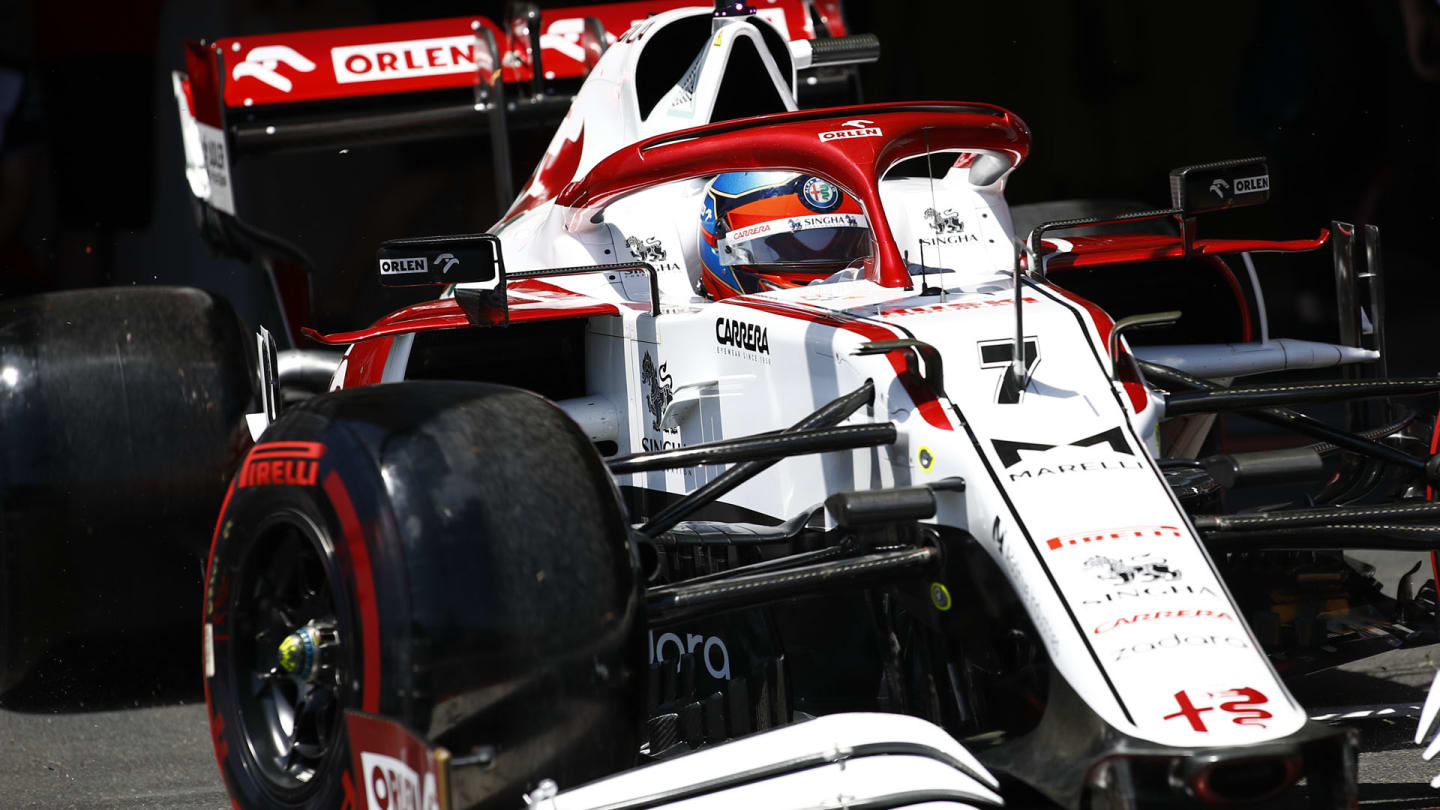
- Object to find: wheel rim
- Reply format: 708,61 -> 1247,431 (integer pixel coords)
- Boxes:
232,515 -> 346,796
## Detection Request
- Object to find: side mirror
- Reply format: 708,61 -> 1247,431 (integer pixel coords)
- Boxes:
1169,157 -> 1270,215
376,233 -> 504,289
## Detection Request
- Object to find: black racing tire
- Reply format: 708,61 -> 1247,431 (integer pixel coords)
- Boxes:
204,381 -> 644,810
0,286 -> 252,701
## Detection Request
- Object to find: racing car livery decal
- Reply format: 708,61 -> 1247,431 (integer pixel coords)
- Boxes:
234,441 -> 325,488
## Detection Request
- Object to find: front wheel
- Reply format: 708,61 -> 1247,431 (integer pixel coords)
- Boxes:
204,382 -> 645,810
206,435 -> 380,809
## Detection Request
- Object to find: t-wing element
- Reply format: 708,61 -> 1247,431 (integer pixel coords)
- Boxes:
557,102 -> 1032,290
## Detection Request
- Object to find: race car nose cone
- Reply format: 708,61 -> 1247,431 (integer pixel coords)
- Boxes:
277,628 -> 316,681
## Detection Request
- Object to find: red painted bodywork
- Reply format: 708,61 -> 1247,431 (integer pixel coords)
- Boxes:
1042,230 -> 1330,271
810,0 -> 848,36
184,41 -> 224,128
345,712 -> 447,808
217,16 -> 505,108
505,118 -> 586,223
341,336 -> 394,387
558,102 -> 1032,289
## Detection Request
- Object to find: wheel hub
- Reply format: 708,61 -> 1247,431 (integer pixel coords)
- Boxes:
277,621 -> 338,684
231,521 -> 347,796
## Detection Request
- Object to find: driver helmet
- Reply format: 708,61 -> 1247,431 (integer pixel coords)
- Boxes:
698,171 -> 871,300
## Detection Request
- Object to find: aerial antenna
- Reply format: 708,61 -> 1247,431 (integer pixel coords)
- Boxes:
918,241 -> 929,293
921,127 -> 942,296
1005,237 -> 1030,399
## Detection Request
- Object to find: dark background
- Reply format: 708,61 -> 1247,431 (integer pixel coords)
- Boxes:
0,0 -> 1437,358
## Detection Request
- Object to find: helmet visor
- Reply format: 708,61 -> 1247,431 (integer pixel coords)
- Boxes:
719,214 -> 872,267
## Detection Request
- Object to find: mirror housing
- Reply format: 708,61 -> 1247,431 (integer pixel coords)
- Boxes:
1169,157 -> 1270,215
376,233 -> 504,289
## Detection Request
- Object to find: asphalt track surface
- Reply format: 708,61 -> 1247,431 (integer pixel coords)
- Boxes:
5,555 -> 1440,809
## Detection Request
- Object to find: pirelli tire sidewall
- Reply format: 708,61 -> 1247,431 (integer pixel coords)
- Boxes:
203,382 -> 646,810
204,407 -> 389,810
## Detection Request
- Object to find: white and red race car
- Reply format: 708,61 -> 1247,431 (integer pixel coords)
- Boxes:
160,2 -> 1440,808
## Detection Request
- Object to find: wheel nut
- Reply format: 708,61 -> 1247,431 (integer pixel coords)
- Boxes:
277,627 -> 317,681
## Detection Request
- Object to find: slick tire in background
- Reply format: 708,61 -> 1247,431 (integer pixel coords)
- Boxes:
204,382 -> 644,810
0,286 -> 252,704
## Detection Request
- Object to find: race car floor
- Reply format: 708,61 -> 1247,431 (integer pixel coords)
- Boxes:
2,555 -> 1440,809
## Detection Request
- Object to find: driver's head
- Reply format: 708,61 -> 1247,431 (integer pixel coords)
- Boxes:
698,171 -> 871,300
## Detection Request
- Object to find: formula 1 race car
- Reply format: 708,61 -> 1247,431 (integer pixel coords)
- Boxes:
152,2 -> 1440,809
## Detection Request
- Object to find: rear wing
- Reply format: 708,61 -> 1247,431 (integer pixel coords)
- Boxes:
173,0 -> 855,218
172,1 -> 882,343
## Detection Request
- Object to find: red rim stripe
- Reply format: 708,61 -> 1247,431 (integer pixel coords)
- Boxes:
323,470 -> 381,714
202,479 -> 239,802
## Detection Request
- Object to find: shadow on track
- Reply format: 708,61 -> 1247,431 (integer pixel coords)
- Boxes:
0,625 -> 204,713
